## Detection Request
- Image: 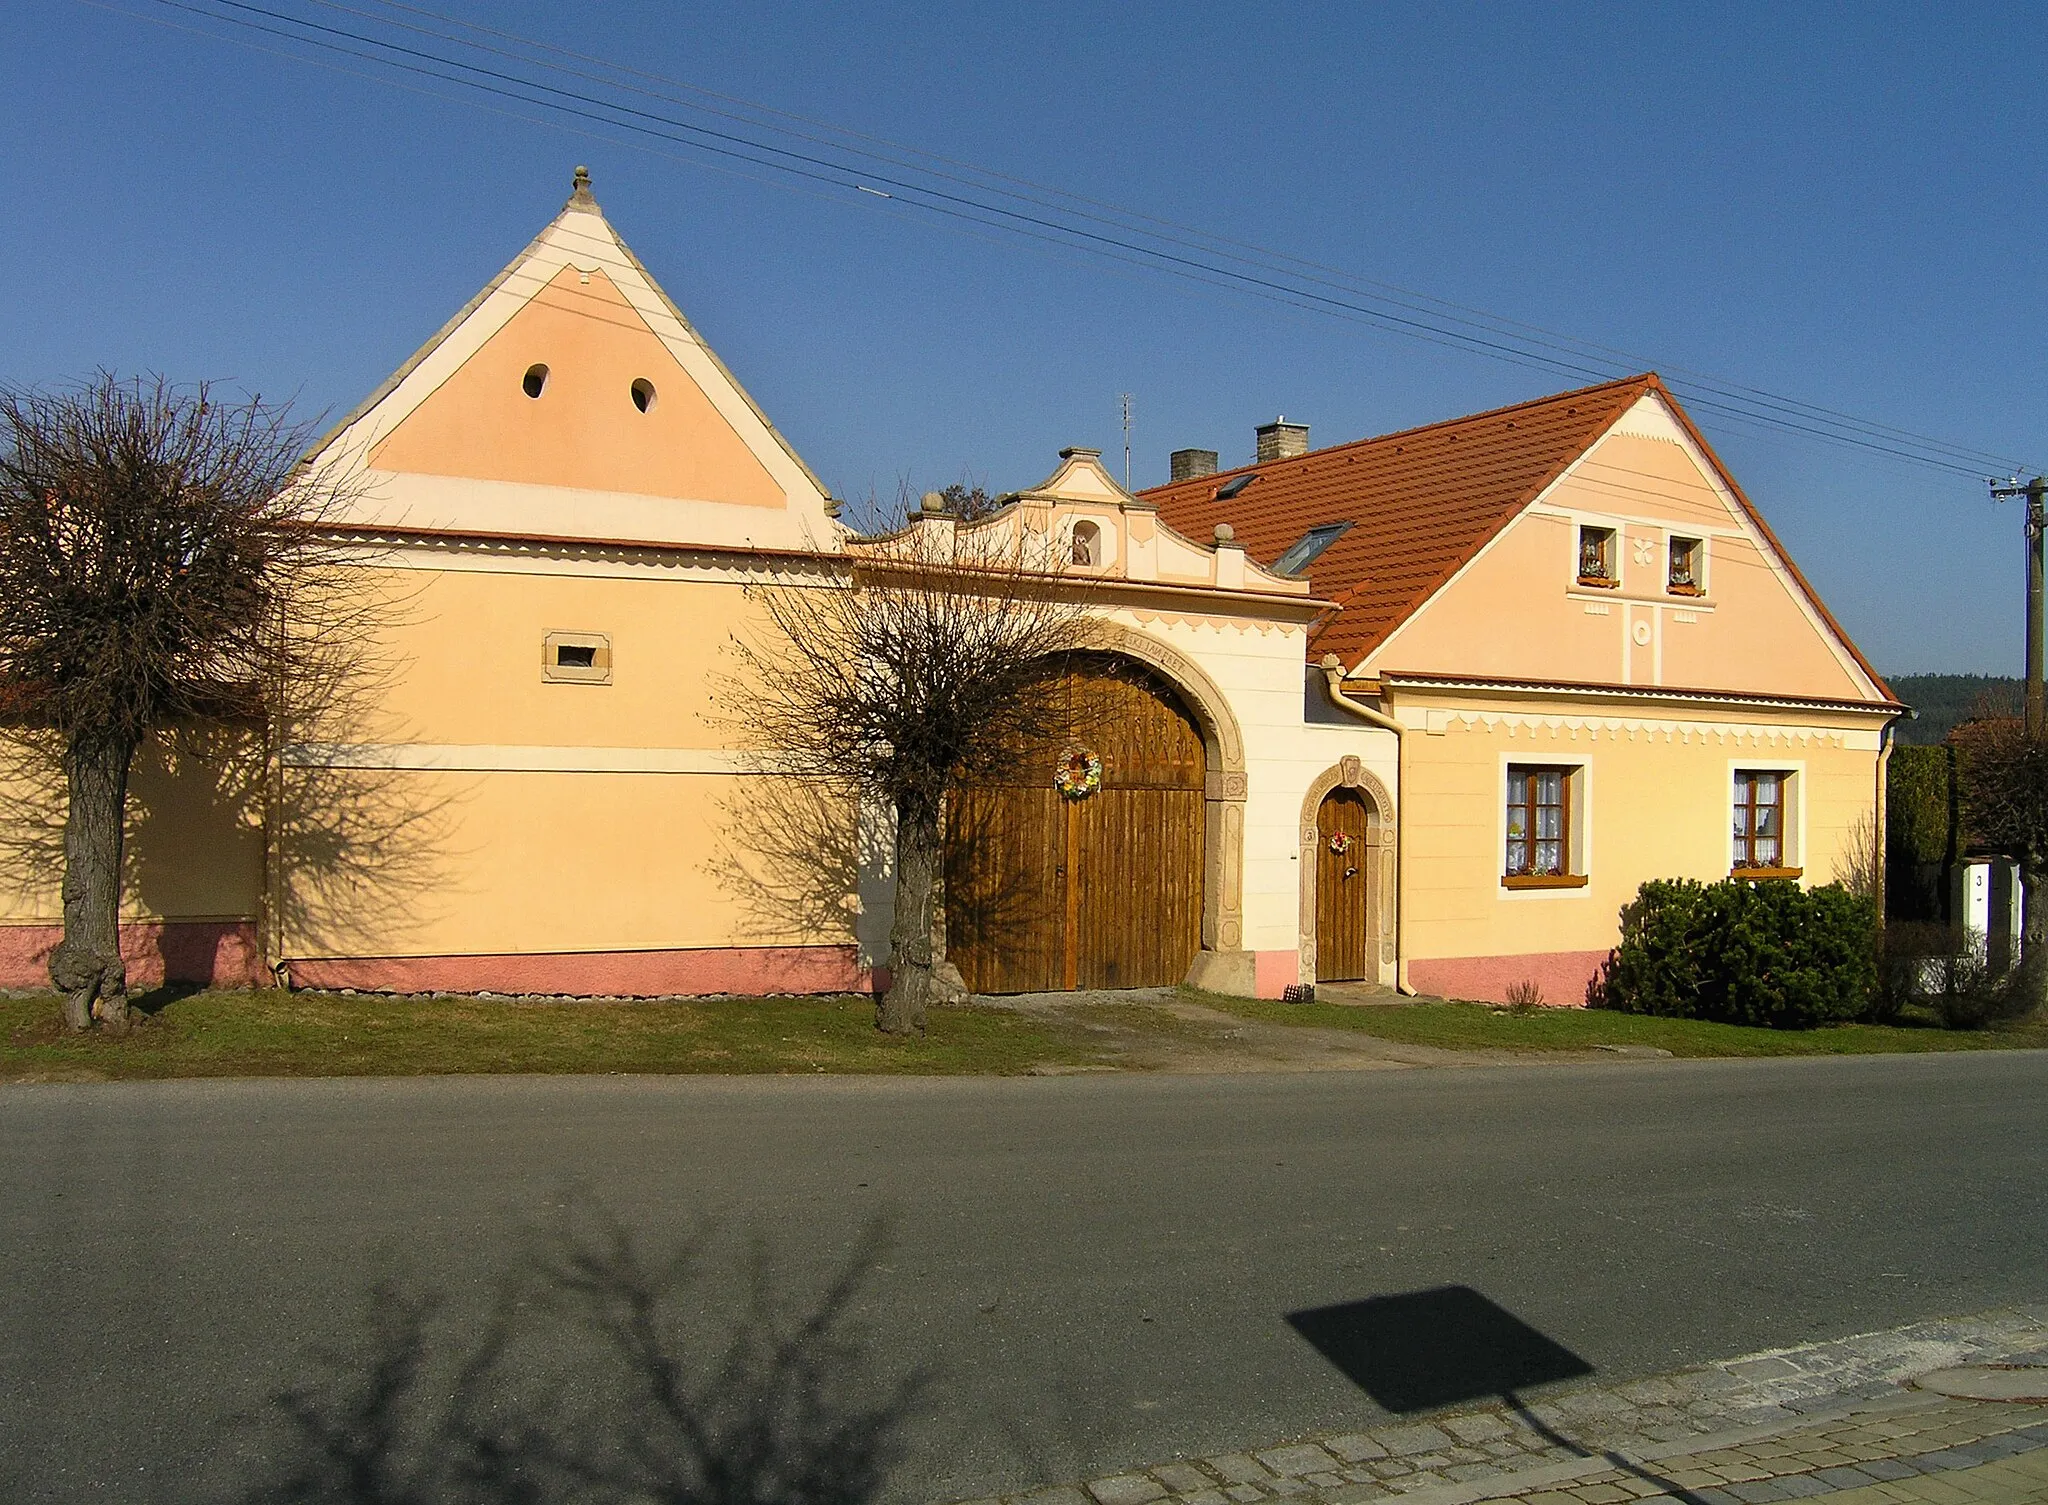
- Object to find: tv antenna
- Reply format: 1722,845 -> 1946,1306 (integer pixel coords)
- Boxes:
1118,392 -> 1134,489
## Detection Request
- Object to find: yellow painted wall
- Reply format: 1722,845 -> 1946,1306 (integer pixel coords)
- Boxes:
274,556 -> 858,961
369,265 -> 786,508
0,731 -> 265,923
329,561 -> 782,749
1365,426 -> 1877,705
278,764 -> 856,960
1396,691 -> 1885,964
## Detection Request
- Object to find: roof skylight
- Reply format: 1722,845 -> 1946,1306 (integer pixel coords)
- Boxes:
1215,472 -> 1259,501
1272,521 -> 1354,577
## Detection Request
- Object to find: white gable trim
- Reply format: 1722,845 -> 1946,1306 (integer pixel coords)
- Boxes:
1355,391 -> 1886,705
1587,393 -> 1884,702
305,202 -> 831,513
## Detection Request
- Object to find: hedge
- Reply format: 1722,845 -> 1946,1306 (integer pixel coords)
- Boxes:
1594,877 -> 1878,1028
1886,744 -> 1957,868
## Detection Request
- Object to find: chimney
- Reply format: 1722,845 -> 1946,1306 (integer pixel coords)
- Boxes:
1256,417 -> 1310,462
1170,448 -> 1219,483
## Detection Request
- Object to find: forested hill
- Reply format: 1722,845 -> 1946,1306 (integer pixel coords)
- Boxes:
1885,674 -> 2021,744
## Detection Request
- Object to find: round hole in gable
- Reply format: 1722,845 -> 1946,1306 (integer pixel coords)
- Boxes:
630,378 -> 657,413
521,364 -> 549,399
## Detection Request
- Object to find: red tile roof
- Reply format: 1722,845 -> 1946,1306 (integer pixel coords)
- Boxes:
1142,374 -> 1656,668
1140,374 -> 1892,703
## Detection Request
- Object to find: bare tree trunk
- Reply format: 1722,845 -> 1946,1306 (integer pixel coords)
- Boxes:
879,803 -> 941,1036
49,737 -> 135,1033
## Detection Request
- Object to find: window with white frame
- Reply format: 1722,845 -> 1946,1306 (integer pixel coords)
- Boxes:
1576,525 -> 1617,587
1732,769 -> 1798,875
1504,764 -> 1588,888
1668,535 -> 1705,595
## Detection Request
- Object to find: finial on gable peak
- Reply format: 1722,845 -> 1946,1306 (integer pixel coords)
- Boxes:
567,165 -> 598,210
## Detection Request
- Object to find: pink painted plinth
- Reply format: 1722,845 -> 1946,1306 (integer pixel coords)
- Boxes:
0,921 -> 264,990
1254,949 -> 1299,999
284,944 -> 877,998
1408,950 -> 1611,1007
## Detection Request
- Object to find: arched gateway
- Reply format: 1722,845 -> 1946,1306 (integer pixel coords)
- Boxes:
945,656 -> 1206,992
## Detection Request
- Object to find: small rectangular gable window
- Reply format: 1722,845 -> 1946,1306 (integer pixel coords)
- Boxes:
1272,521 -> 1353,577
1576,526 -> 1617,587
1668,536 -> 1704,595
543,631 -> 612,684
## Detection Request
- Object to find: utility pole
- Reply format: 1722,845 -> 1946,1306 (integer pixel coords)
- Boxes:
1990,475 -> 2048,738
1119,392 -> 1134,490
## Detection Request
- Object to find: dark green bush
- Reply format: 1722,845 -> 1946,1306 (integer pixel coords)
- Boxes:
1886,745 -> 1957,868
1873,921 -> 2043,1030
1594,877 -> 1878,1028
1885,745 -> 1957,924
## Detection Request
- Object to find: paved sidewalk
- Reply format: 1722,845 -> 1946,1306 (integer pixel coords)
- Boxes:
955,1306 -> 2048,1505
1461,1392 -> 2048,1503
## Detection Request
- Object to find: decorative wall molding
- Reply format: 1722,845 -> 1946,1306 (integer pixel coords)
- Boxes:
1124,607 -> 1294,638
327,527 -> 845,585
284,743 -> 777,774
1401,711 -> 1870,751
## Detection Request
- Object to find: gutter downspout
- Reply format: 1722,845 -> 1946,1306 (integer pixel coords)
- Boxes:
1318,654 -> 1414,995
1875,706 -> 1913,922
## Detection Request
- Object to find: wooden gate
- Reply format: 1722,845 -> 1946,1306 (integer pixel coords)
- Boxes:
946,660 -> 1206,993
1315,788 -> 1376,981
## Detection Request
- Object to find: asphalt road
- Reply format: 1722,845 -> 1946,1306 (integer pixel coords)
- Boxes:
3,1051 -> 2046,1504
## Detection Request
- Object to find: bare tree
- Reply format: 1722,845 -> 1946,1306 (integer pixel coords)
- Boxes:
936,482 -> 1002,522
0,374 -> 364,1032
839,476 -> 1003,534
1952,713 -> 2048,1008
728,520 -> 1091,1035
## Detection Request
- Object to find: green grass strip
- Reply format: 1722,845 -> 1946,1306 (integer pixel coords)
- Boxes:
1211,996 -> 2048,1057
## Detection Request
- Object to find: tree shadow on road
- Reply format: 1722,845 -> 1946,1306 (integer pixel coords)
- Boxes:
208,1207 -> 921,1505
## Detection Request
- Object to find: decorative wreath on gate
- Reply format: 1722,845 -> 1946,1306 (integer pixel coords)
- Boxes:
1327,831 -> 1355,856
1054,747 -> 1103,801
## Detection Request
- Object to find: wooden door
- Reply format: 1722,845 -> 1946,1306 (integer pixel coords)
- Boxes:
1315,789 -> 1375,981
946,660 -> 1205,993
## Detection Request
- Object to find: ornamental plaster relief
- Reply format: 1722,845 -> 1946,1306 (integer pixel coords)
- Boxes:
1124,608 -> 1294,637
335,531 -> 840,586
1408,709 -> 1870,750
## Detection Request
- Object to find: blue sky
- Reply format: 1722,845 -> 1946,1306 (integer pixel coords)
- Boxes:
6,1 -> 2045,674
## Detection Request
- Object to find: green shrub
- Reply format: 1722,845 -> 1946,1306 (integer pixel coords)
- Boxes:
1873,921 -> 2044,1030
1886,745 -> 1957,867
1595,877 -> 1878,1028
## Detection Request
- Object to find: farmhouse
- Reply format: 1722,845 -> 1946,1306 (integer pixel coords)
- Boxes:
1143,380 -> 1904,1001
0,173 -> 1903,1004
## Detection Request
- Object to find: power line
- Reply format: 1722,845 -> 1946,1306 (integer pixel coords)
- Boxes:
299,0 -> 2031,474
307,0 -> 2042,479
110,0 -> 2033,478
